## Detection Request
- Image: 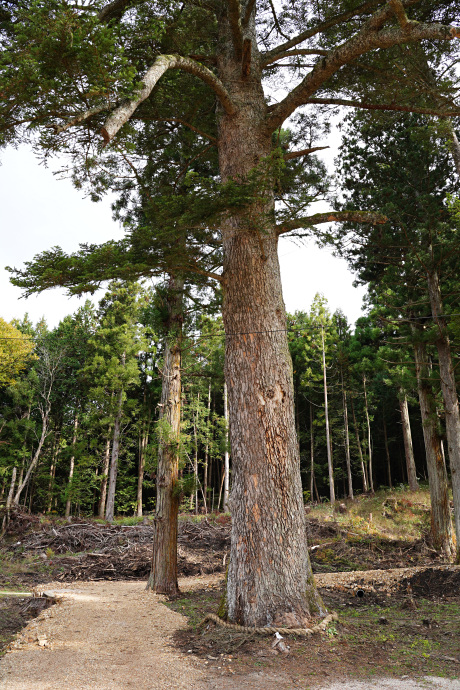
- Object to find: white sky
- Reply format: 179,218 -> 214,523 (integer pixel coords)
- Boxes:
0,145 -> 366,329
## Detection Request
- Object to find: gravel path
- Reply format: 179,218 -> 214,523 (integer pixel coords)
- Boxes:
0,580 -> 205,689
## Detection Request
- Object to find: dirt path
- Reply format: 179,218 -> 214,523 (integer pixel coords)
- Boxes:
1,574 -> 459,690
0,579 -> 206,689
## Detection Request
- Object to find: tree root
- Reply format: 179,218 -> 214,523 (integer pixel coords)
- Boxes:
203,611 -> 338,636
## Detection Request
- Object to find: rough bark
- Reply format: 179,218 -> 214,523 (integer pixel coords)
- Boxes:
148,275 -> 183,595
105,386 -> 124,522
321,327 -> 335,504
426,269 -> 460,559
399,392 -> 419,492
65,414 -> 79,519
412,326 -> 455,559
218,17 -> 324,624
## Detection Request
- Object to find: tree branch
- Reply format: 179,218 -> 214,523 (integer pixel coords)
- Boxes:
98,0 -> 133,22
268,0 -> 289,40
301,98 -> 460,117
262,0 -> 382,63
49,105 -> 110,134
101,55 -> 237,144
242,0 -> 256,27
266,21 -> 460,132
226,0 -> 243,59
262,49 -> 328,67
283,146 -> 329,161
389,0 -> 413,30
276,211 -> 387,236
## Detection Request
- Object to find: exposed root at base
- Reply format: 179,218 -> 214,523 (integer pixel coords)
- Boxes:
203,611 -> 338,636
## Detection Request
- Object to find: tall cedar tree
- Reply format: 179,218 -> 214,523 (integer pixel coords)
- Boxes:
3,0 -> 460,624
334,112 -> 458,558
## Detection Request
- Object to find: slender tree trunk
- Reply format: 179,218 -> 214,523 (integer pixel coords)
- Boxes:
363,376 -> 374,493
148,275 -> 183,595
399,392 -> 419,492
203,381 -> 211,512
1,467 -> 17,536
67,421 -> 79,514
137,395 -> 150,517
223,381 -> 230,512
105,386 -> 124,522
13,407 -> 50,506
321,327 -> 335,504
426,268 -> 460,559
47,434 -> 58,514
98,433 -> 111,518
351,396 -> 368,492
383,415 -> 392,489
412,325 -> 455,559
309,402 -> 315,501
65,414 -> 79,519
340,367 -> 353,500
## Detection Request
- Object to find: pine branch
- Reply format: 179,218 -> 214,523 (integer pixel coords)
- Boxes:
300,98 -> 460,117
49,105 -> 110,134
101,55 -> 237,144
283,146 -> 329,161
276,211 -> 387,236
266,21 -> 460,132
262,49 -> 328,67
262,0 -> 382,63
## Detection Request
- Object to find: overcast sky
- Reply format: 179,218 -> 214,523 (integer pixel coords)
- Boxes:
0,145 -> 366,329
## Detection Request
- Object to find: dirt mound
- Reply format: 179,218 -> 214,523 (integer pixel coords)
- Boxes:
402,567 -> 460,597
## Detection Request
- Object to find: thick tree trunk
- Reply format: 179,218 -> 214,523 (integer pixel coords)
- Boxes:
105,387 -> 124,522
321,327 -> 335,504
399,392 -> 418,492
148,275 -> 183,595
412,326 -> 455,559
426,269 -> 460,559
98,433 -> 111,519
223,381 -> 230,512
65,414 -> 79,519
215,9 -> 324,626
